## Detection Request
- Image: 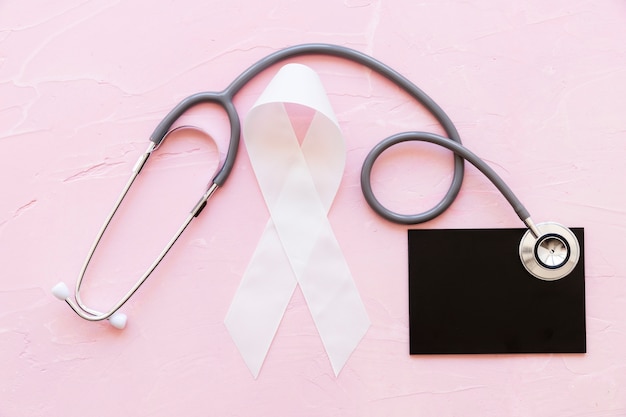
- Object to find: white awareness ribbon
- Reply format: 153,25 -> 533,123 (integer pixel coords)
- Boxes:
224,64 -> 370,378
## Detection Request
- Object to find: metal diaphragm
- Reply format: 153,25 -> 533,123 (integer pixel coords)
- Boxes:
519,222 -> 580,281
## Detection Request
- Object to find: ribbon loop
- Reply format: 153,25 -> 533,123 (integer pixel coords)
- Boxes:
225,64 -> 370,378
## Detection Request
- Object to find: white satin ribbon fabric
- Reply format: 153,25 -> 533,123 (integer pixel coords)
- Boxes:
225,64 -> 370,378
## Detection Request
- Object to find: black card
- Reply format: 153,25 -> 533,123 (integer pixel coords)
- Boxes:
408,228 -> 586,354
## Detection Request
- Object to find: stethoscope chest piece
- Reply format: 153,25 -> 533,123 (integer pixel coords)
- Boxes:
519,222 -> 580,281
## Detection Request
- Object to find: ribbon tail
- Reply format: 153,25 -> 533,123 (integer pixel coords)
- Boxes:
291,207 -> 370,376
310,283 -> 370,376
224,220 -> 297,378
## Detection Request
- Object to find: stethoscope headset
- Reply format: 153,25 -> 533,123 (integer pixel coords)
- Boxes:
51,43 -> 580,329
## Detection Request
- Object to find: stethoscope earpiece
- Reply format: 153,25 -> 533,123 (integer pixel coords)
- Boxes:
51,281 -> 128,329
519,222 -> 580,281
107,311 -> 128,330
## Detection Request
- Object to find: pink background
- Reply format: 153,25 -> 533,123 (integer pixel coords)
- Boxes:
2,0 -> 625,416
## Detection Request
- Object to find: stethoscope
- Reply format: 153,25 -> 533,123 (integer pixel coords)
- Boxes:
51,43 -> 580,329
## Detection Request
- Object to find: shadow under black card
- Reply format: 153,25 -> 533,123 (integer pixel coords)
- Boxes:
408,228 -> 586,354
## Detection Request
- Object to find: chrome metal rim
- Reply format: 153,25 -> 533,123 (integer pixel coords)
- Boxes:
519,222 -> 579,281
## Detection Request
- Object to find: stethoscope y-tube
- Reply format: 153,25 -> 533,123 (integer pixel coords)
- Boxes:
52,43 -> 580,329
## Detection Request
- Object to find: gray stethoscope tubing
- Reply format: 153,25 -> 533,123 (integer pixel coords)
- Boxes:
54,43 -> 579,328
360,131 -> 531,225
152,43 -> 532,228
150,44 -> 466,224
150,43 -> 466,208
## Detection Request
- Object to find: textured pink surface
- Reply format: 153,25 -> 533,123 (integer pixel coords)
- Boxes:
2,0 -> 626,416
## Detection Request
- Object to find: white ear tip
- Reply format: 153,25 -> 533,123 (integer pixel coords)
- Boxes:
109,312 -> 127,330
51,282 -> 70,300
